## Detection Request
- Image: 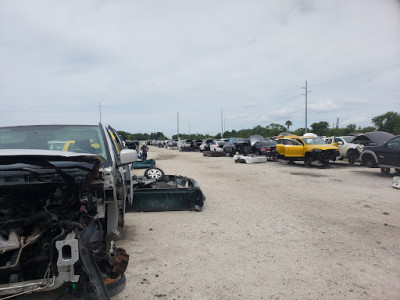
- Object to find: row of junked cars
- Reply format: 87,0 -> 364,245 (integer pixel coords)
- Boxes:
163,131 -> 400,174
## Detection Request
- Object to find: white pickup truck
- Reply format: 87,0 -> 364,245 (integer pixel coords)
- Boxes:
324,136 -> 362,164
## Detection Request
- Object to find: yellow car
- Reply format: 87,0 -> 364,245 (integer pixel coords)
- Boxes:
276,135 -> 339,166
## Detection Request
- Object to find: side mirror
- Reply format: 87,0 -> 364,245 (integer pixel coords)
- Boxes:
120,149 -> 138,165
337,141 -> 344,145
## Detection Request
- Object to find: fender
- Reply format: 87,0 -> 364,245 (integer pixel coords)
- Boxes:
360,150 -> 378,164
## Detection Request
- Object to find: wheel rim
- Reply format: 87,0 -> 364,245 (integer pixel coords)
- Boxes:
148,169 -> 162,179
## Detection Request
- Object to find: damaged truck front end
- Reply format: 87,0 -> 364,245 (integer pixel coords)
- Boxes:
0,151 -> 128,299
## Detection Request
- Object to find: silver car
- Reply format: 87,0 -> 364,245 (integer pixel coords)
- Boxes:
0,124 -> 137,299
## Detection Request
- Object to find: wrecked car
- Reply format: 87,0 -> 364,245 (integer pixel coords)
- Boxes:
360,135 -> 400,174
276,135 -> 339,166
250,135 -> 277,160
0,124 -> 137,299
129,171 -> 205,212
324,136 -> 362,164
199,139 -> 214,151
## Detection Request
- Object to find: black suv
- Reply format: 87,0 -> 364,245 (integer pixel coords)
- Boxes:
360,135 -> 400,174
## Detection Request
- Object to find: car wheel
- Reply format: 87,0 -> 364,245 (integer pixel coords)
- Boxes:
144,167 -> 165,180
395,168 -> 400,174
381,167 -> 391,175
304,156 -> 312,167
365,157 -> 376,168
347,150 -> 358,165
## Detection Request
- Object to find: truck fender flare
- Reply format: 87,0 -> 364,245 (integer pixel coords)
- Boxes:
360,150 -> 378,163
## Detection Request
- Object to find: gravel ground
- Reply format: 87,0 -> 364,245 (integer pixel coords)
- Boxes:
17,146 -> 399,300
114,146 -> 400,300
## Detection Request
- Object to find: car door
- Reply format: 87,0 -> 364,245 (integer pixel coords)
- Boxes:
378,137 -> 400,167
284,140 -> 303,157
107,126 -> 132,202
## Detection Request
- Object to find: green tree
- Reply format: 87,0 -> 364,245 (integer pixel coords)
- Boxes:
310,121 -> 329,136
294,128 -> 307,136
372,111 -> 400,134
266,123 -> 287,136
285,120 -> 292,131
357,126 -> 376,133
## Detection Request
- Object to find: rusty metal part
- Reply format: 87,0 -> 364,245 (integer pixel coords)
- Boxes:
111,248 -> 129,275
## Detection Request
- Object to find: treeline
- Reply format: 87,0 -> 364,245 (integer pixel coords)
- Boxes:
117,131 -> 168,141
118,111 -> 400,140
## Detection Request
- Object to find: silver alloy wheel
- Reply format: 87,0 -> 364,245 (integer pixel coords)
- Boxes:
145,167 -> 165,179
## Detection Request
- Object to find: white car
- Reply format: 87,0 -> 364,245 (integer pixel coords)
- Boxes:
210,140 -> 226,152
324,136 -> 362,164
199,139 -> 214,151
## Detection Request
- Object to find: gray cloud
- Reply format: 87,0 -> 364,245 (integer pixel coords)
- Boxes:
0,0 -> 399,136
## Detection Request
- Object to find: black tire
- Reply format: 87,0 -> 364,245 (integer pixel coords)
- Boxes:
304,156 -> 312,167
347,150 -> 358,165
365,157 -> 376,168
144,167 -> 165,180
75,274 -> 127,299
381,167 -> 391,175
229,151 -> 234,157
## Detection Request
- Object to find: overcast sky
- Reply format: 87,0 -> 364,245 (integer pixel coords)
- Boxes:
1,0 -> 399,137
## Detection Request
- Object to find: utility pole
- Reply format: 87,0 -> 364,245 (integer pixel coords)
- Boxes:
221,108 -> 224,138
224,118 -> 226,134
177,112 -> 180,149
302,81 -> 311,134
99,102 -> 102,123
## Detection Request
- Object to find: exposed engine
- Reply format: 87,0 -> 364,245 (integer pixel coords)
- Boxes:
0,175 -> 128,298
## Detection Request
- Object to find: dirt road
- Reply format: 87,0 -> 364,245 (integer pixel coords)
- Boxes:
115,146 -> 399,300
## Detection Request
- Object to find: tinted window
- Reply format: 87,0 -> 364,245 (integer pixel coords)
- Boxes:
387,137 -> 400,149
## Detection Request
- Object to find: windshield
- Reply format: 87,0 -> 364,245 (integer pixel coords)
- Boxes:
302,137 -> 326,145
0,125 -> 109,161
343,136 -> 355,143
